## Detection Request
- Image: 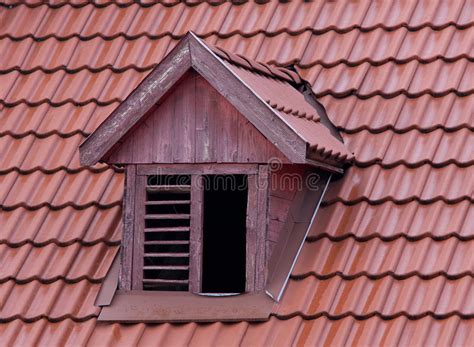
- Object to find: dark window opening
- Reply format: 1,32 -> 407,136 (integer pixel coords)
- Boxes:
143,175 -> 191,291
202,175 -> 248,293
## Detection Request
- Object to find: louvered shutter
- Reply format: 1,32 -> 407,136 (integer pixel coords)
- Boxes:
143,175 -> 191,291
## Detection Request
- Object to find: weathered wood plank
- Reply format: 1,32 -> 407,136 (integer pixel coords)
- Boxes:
195,74 -> 216,162
267,219 -> 284,243
237,115 -> 268,163
132,114 -> 154,163
268,195 -> 292,224
132,175 -> 147,290
189,175 -> 204,293
144,227 -> 190,232
255,165 -> 269,291
245,174 -> 258,292
119,165 -> 136,290
138,164 -> 258,175
173,72 -> 196,163
154,93 -> 174,163
216,98 -> 239,162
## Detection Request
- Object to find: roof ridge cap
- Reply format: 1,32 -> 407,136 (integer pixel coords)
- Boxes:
208,43 -> 304,86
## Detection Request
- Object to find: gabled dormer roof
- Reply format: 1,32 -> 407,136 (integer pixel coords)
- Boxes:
80,32 -> 352,172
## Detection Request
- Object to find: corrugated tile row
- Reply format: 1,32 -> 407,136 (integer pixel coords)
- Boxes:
0,170 -> 123,209
1,59 -> 472,107
278,276 -> 474,318
1,0 -> 473,41
303,58 -> 473,97
310,200 -> 474,241
2,26 -> 473,73
0,134 -> 117,173
0,36 -> 174,73
0,103 -> 118,137
320,94 -> 474,133
323,164 -> 473,204
294,237 -> 474,279
0,243 -> 118,283
0,206 -> 122,246
345,128 -> 474,167
0,70 -> 145,107
212,28 -> 474,67
1,315 -> 473,347
0,280 -> 100,322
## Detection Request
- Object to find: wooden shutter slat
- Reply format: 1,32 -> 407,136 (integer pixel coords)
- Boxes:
144,227 -> 190,232
145,214 -> 190,220
143,265 -> 190,270
144,252 -> 189,257
144,240 -> 190,245
146,185 -> 191,193
143,279 -> 189,284
145,200 -> 191,205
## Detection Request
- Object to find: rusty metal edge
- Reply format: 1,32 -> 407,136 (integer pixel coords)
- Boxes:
95,249 -> 120,307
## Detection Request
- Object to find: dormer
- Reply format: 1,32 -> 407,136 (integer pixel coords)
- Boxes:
80,33 -> 352,322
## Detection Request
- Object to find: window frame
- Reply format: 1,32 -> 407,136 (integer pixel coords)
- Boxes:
119,164 -> 268,294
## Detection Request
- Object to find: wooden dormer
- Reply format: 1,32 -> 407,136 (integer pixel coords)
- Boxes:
80,32 -> 351,322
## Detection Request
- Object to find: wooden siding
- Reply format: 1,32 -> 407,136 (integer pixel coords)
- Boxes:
266,165 -> 305,263
109,71 -> 288,164
119,165 -> 136,290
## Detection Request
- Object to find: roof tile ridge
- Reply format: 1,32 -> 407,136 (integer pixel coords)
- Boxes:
0,201 -> 123,211
208,43 -> 303,86
0,98 -> 121,107
0,240 -> 120,249
0,314 -> 99,323
339,124 -> 474,134
0,130 -> 90,139
263,99 -> 320,123
321,196 -> 474,206
271,311 -> 474,321
306,232 -> 474,243
313,88 -> 474,98
0,239 -> 121,247
0,275 -> 105,285
352,157 -> 474,169
310,142 -> 354,163
3,23 -> 474,42
290,271 -> 474,281
0,0 -> 241,9
0,166 -> 124,175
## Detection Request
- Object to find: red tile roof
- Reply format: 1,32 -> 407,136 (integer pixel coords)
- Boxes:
0,0 -> 473,345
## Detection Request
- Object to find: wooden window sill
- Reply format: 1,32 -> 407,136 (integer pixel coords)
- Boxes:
98,290 -> 275,323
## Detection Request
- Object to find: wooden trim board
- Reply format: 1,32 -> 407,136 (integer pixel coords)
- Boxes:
119,165 -> 136,290
138,163 -> 258,176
